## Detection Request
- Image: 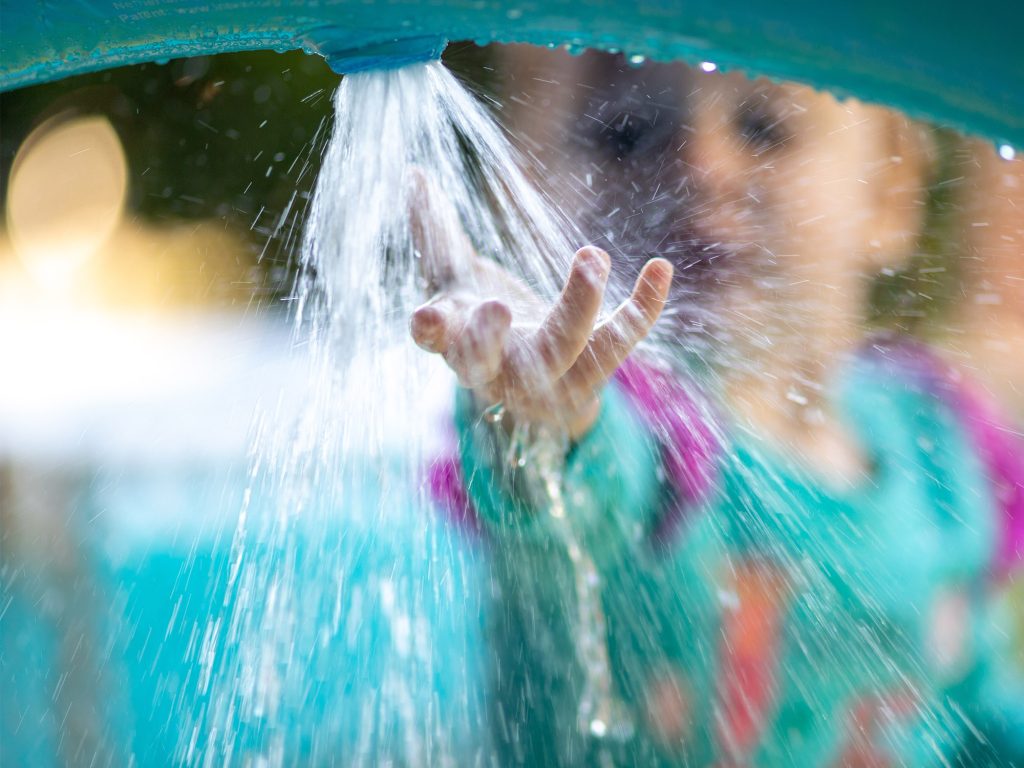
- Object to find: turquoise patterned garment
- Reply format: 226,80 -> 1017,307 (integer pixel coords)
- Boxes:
449,343 -> 1000,766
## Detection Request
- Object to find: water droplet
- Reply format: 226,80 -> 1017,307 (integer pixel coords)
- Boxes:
699,61 -> 718,73
717,588 -> 740,611
786,389 -> 809,406
628,54 -> 646,66
590,718 -> 608,738
483,401 -> 505,423
998,143 -> 1017,161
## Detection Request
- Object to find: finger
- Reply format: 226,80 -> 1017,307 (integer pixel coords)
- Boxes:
408,169 -> 477,295
564,257 -> 673,392
448,300 -> 512,387
532,246 -> 611,378
410,294 -> 472,354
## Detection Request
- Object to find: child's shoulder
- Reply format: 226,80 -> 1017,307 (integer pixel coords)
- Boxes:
849,333 -> 1016,474
854,334 -> 1024,580
850,333 -> 961,403
844,333 -> 981,448
843,334 -> 985,479
849,333 -> 1011,577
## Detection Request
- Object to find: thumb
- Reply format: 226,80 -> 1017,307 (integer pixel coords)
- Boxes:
408,167 -> 477,296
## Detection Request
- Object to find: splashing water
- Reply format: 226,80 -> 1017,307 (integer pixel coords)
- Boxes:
188,60 -> 632,766
180,58 -> 990,768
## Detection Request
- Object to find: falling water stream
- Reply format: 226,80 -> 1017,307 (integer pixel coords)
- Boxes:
193,60 -> 630,766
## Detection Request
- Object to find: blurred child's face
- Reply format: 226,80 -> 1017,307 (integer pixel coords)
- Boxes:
500,48 -> 924,303
497,48 -> 697,280
687,72 -> 917,286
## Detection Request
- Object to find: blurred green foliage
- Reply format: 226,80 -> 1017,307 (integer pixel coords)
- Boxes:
4,50 -> 339,284
869,129 -> 968,333
0,50 -> 336,304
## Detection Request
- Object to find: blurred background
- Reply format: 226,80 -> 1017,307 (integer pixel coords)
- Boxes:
0,49 -> 333,767
0,45 -> 497,767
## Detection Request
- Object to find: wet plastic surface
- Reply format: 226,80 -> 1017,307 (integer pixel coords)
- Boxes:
2,1 -> 1023,144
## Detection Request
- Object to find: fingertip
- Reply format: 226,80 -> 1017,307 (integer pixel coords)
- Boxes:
412,303 -> 444,327
645,257 -> 674,283
408,165 -> 429,188
576,245 -> 611,265
625,260 -> 671,328
647,256 -> 673,275
410,305 -> 445,350
640,258 -> 674,299
574,245 -> 611,280
407,166 -> 433,210
453,301 -> 509,387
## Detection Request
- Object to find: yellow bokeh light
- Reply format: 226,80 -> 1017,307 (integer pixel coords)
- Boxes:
6,113 -> 127,290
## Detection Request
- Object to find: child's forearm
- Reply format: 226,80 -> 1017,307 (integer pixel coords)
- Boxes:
454,382 -> 661,560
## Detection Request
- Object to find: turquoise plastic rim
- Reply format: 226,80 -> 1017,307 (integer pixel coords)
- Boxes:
1,1 -> 1021,145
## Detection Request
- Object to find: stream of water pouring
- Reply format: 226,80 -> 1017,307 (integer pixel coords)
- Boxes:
187,61 -> 631,766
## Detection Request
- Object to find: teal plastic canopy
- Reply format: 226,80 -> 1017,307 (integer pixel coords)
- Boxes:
1,0 -> 1022,144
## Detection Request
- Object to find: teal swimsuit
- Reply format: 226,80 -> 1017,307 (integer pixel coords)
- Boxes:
436,341 -> 1005,766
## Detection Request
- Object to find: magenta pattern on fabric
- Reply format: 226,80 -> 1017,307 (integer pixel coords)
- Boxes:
613,358 -> 722,545
426,339 -> 1024,576
426,424 -> 482,536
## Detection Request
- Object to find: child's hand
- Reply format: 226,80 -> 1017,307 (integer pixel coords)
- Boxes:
409,177 -> 673,441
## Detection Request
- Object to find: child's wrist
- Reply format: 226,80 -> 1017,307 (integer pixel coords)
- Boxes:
564,396 -> 602,441
469,392 -> 602,443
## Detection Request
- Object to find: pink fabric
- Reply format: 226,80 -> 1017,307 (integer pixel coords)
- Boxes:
948,377 -> 1024,579
427,452 -> 482,535
614,358 -> 722,546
